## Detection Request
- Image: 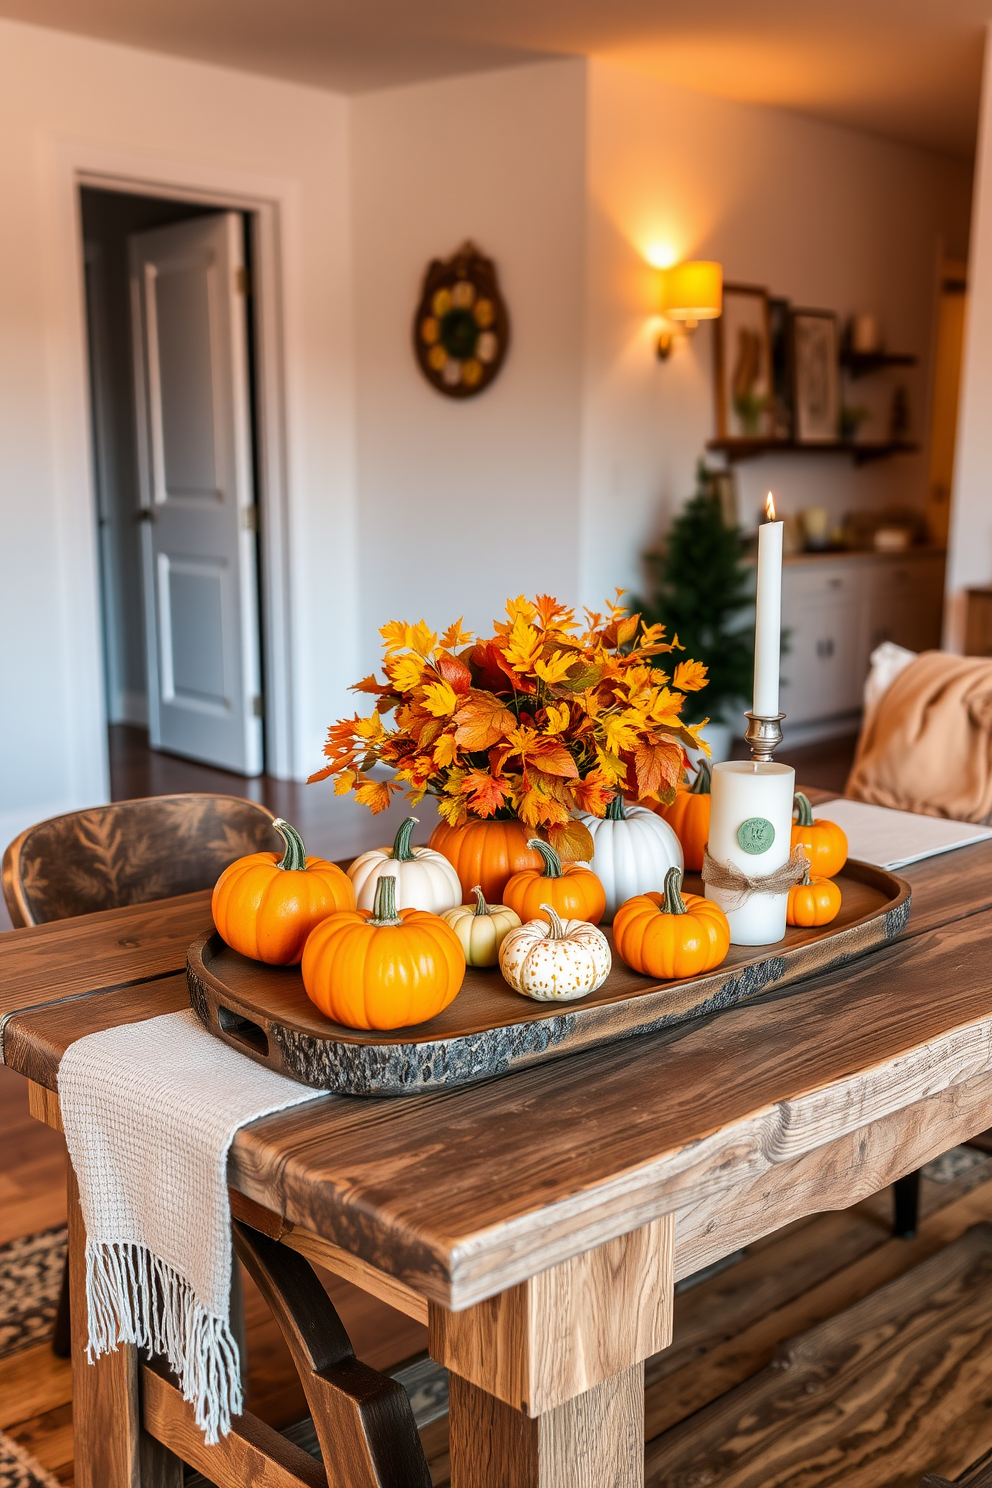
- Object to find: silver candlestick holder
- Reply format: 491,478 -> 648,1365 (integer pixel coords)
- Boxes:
744,711 -> 786,763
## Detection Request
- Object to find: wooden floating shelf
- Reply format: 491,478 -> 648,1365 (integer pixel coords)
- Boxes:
840,349 -> 919,377
707,437 -> 920,466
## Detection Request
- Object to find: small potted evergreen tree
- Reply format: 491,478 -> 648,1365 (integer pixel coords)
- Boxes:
631,463 -> 754,763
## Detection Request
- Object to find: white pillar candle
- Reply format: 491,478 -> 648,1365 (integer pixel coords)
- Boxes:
753,497 -> 784,718
704,760 -> 796,945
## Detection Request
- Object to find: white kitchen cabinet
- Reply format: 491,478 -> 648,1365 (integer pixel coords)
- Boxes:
779,551 -> 944,736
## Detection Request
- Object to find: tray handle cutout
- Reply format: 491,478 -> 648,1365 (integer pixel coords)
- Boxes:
217,1004 -> 269,1057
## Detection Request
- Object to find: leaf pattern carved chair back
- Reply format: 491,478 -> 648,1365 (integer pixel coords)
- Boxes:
2,794 -> 283,928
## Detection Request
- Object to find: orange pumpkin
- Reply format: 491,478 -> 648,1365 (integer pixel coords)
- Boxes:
429,817 -> 544,904
502,840 -> 606,925
791,793 -> 848,878
301,876 -> 465,1030
211,818 -> 354,965
787,859 -> 842,928
613,867 -> 730,979
659,760 -> 711,872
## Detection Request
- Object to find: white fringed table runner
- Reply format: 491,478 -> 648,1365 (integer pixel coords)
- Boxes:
57,1007 -> 324,1442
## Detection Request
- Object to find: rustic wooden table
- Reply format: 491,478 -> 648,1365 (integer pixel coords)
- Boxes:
3,831 -> 992,1488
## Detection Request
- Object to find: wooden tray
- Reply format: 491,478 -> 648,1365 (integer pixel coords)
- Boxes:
187,861 -> 910,1097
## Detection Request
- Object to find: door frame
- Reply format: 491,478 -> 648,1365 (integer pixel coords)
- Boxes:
43,139 -> 299,788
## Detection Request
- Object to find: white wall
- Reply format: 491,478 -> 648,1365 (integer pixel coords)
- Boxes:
350,60 -> 587,670
946,28 -> 992,650
0,17 -> 354,843
581,60 -> 973,608
0,24 -> 977,852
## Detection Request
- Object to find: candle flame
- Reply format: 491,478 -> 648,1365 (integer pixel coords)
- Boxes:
765,491 -> 776,522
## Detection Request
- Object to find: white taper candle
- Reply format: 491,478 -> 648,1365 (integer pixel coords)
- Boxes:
753,494 -> 784,718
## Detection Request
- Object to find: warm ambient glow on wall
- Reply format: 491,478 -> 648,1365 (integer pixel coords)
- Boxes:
656,260 -> 723,360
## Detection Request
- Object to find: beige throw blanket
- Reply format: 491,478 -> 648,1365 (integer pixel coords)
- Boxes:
58,1008 -> 324,1442
847,650 -> 992,822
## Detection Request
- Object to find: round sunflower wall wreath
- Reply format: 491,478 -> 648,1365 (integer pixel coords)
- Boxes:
413,240 -> 510,399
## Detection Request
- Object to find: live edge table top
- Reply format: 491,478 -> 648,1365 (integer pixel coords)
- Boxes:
3,825 -> 992,1312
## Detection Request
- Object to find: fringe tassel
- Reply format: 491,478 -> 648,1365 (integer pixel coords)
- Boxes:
84,1240 -> 242,1444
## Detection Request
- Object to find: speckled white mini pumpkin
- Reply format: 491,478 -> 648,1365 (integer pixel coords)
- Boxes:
498,904 -> 612,1002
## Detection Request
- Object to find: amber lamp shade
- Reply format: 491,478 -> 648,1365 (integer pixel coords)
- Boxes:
660,261 -> 723,326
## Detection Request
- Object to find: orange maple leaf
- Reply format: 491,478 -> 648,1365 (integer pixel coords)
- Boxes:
545,819 -> 596,863
529,737 -> 579,778
634,741 -> 684,802
350,674 -> 392,696
460,769 -> 513,818
454,690 -> 517,750
571,771 -> 615,817
673,659 -> 709,693
353,778 -> 399,813
440,618 -> 474,649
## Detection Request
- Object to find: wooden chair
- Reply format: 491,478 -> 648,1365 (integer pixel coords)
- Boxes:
3,793 -> 281,928
3,793 -> 281,1357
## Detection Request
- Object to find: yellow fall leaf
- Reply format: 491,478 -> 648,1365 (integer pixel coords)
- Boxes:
673,658 -> 709,693
354,712 -> 385,742
534,650 -> 576,686
544,702 -> 570,735
602,714 -> 641,756
421,680 -> 459,717
387,653 -> 426,692
408,621 -> 438,656
439,618 -> 474,649
379,620 -> 410,655
505,594 -> 537,625
333,770 -> 356,795
503,613 -> 544,672
354,779 -> 396,813
433,733 -> 458,767
595,745 -> 627,785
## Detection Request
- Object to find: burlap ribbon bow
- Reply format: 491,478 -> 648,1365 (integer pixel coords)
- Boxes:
702,845 -> 810,911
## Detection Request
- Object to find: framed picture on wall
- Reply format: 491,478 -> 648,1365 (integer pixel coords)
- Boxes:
791,309 -> 840,443
714,284 -> 773,441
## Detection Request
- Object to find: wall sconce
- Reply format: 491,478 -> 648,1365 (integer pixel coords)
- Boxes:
656,260 -> 723,360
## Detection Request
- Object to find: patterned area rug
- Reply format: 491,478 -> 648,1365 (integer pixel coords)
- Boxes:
0,1432 -> 63,1488
0,1229 -> 66,1359
0,1228 -> 68,1488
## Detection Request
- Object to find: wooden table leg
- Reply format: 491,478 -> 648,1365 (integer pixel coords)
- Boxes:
67,1159 -> 181,1488
448,1364 -> 645,1486
432,1216 -> 673,1487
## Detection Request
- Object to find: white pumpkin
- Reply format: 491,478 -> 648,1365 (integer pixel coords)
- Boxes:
349,816 -> 462,914
577,796 -> 684,921
498,904 -> 612,1002
441,887 -> 521,967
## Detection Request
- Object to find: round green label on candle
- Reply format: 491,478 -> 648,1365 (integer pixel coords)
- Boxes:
737,817 -> 776,855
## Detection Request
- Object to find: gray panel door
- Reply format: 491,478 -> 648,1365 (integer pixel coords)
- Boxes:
129,213 -> 262,775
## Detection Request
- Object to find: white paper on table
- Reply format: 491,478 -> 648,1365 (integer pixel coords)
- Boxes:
813,798 -> 992,871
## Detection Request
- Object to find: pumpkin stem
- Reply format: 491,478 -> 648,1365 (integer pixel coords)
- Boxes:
540,902 -> 567,939
526,838 -> 563,879
471,885 -> 491,917
662,865 -> 688,916
606,793 -> 627,821
273,819 -> 308,872
369,874 -> 403,926
391,817 -> 419,862
690,760 -> 712,796
793,792 -> 815,828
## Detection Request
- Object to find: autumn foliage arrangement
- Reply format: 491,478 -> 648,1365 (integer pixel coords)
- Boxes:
310,592 -> 710,861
